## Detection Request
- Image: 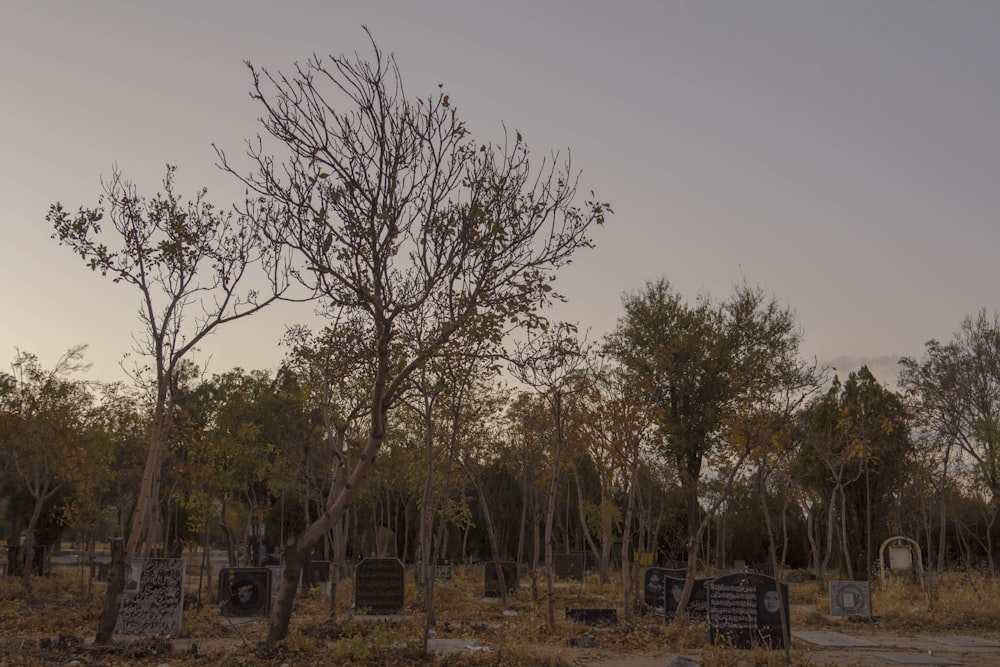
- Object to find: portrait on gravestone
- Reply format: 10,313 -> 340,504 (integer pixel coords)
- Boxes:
354,557 -> 405,614
643,567 -> 665,607
219,568 -> 271,618
115,558 -> 186,637
664,576 -> 713,621
306,560 -> 330,587
707,572 -> 789,650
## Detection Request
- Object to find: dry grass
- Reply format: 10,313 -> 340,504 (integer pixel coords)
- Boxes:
1,564 -> 999,665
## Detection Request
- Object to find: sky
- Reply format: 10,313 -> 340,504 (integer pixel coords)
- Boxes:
2,1 -> 998,387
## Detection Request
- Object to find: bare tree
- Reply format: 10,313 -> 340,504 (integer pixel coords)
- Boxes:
217,33 -> 608,644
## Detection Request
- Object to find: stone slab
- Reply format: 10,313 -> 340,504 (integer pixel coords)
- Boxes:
919,634 -> 1000,647
792,630 -> 880,647
883,654 -> 961,665
428,638 -> 485,654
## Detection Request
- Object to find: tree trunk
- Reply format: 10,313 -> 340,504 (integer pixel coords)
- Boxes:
620,449 -> 639,623
96,398 -> 169,644
267,425 -> 387,645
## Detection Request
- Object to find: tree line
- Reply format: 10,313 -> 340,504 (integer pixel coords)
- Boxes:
2,33 -> 998,643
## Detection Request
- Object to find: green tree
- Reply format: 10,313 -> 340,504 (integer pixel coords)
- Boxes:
900,309 -> 1000,571
0,347 -> 91,592
606,279 -> 818,618
48,166 -> 289,643
217,34 -> 608,644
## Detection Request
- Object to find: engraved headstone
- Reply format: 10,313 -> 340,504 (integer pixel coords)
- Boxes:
553,552 -> 585,580
829,580 -> 871,617
484,560 -> 518,597
707,572 -> 789,649
115,558 -> 186,637
664,575 -> 713,621
219,567 -> 271,617
354,557 -> 404,614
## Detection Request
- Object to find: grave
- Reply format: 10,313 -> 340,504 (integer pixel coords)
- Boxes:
305,560 -> 330,588
434,558 -> 453,581
664,575 -> 713,621
829,580 -> 871,616
553,552 -> 585,580
219,567 -> 271,617
707,572 -> 789,650
415,558 -> 453,584
266,565 -> 284,596
115,558 -> 186,637
484,561 -> 518,597
565,607 -> 618,626
642,566 -> 688,607
354,557 -> 405,614
792,630 -> 879,647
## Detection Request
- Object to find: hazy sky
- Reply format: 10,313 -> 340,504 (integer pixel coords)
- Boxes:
3,1 -> 998,386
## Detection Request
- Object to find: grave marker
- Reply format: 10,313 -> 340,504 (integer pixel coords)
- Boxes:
553,552 -> 585,580
219,567 -> 271,617
484,560 -> 518,597
643,566 -> 688,607
354,557 -> 404,614
566,607 -> 618,626
664,575 -> 713,621
115,558 -> 186,637
707,572 -> 789,649
829,580 -> 870,617
305,560 -> 330,588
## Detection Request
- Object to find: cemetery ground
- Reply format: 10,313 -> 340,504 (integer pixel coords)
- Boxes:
2,553 -> 1000,666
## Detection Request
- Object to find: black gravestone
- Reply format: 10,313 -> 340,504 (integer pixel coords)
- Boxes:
219,568 -> 271,617
115,558 -> 186,636
553,552 -> 586,581
707,572 -> 789,650
829,580 -> 870,617
664,576 -> 713,621
643,566 -> 686,607
484,561 -> 518,597
305,560 -> 330,588
643,567 -> 668,607
354,557 -> 404,614
566,607 -> 618,626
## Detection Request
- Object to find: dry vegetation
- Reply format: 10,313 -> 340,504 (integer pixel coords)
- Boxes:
2,562 -> 999,666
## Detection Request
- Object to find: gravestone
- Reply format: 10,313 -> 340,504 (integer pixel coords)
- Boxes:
219,567 -> 271,617
707,572 -> 789,649
553,552 -> 585,580
484,561 -> 518,597
829,580 -> 871,617
305,560 -> 330,588
643,566 -> 687,607
266,565 -> 284,596
115,558 -> 186,637
354,557 -> 405,614
566,607 -> 618,626
664,575 -> 713,621
415,558 -> 453,584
